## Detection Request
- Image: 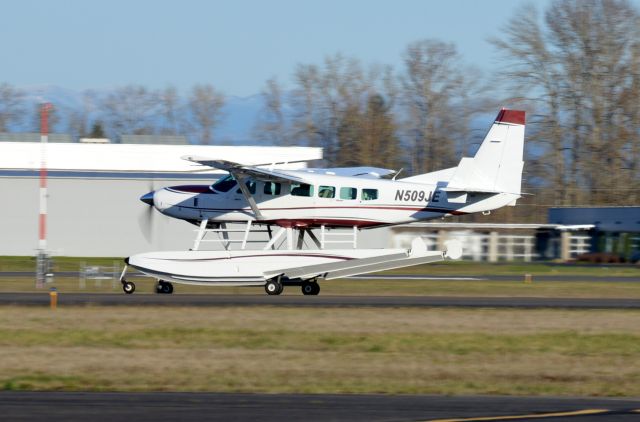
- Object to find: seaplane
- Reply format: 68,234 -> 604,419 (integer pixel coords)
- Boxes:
120,109 -> 526,295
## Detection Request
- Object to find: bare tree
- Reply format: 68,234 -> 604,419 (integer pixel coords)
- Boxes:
68,90 -> 99,139
100,85 -> 160,140
289,54 -> 401,166
0,83 -> 25,132
187,84 -> 225,144
336,92 -> 400,169
400,40 -> 477,174
290,63 -> 321,147
491,4 -> 568,204
254,77 -> 290,144
159,85 -> 183,136
493,0 -> 640,206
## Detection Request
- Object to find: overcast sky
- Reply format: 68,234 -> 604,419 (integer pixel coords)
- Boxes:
3,0 -> 628,97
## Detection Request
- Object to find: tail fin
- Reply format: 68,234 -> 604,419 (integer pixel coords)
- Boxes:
446,109 -> 525,194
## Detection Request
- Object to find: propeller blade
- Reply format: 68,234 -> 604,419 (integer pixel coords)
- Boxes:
138,179 -> 155,243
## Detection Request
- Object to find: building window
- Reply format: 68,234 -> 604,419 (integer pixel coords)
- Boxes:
318,186 -> 335,198
362,189 -> 378,201
264,182 -> 281,195
291,183 -> 314,197
340,187 -> 357,200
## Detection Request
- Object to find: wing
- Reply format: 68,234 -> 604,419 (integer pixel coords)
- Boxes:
183,156 -> 315,220
302,167 -> 397,179
183,156 -> 311,184
183,156 -> 398,182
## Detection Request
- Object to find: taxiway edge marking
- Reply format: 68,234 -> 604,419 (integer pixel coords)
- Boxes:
423,408 -> 610,422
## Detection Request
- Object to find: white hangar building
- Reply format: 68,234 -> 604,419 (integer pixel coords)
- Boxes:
0,136 -> 322,257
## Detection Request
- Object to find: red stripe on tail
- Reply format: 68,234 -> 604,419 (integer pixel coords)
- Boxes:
495,109 -> 525,125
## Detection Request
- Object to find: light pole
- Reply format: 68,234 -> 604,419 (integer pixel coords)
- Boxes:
36,103 -> 52,288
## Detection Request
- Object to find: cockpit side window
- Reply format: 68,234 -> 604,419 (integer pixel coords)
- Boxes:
236,179 -> 256,194
211,175 -> 237,193
263,182 -> 281,195
290,183 -> 314,197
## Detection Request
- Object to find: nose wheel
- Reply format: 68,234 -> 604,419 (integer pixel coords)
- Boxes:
156,280 -> 174,294
122,279 -> 136,294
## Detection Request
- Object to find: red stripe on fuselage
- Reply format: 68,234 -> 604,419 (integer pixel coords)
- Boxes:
168,185 -> 213,194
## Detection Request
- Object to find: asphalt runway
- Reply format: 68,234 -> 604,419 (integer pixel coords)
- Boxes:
3,271 -> 640,282
1,292 -> 639,309
1,392 -> 639,421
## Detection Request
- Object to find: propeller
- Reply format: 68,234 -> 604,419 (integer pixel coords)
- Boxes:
138,179 -> 155,243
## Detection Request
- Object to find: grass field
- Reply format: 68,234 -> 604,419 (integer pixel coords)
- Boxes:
1,305 -> 639,396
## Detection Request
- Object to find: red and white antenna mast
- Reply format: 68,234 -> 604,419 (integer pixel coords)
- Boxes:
36,103 -> 52,288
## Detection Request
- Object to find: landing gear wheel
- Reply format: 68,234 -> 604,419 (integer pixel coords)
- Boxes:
301,281 -> 320,296
122,280 -> 136,294
156,280 -> 174,294
265,279 -> 283,296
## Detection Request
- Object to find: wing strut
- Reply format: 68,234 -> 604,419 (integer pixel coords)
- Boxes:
231,171 -> 264,220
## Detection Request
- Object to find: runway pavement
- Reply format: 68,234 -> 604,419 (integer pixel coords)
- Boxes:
1,292 -> 639,309
1,392 -> 639,421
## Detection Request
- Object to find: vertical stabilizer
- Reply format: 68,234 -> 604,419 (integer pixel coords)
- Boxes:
446,109 -> 525,194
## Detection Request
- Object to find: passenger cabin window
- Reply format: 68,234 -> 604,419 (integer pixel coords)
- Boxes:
211,175 -> 237,192
263,182 -> 281,195
362,189 -> 378,201
291,183 -> 314,197
318,186 -> 335,198
235,180 -> 256,194
339,187 -> 357,200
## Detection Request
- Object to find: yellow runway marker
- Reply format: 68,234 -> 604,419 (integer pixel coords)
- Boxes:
425,408 -> 609,422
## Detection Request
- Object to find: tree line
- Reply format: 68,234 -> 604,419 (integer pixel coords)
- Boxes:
0,84 -> 225,145
1,0 -> 639,220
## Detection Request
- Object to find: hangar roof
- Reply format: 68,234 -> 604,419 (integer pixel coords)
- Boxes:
549,207 -> 640,232
0,141 -> 322,173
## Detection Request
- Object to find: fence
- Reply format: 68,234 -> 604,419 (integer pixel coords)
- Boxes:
79,262 -> 121,289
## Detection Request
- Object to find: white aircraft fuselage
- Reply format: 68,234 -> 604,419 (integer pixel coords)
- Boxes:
150,174 -> 519,228
143,108 -> 525,230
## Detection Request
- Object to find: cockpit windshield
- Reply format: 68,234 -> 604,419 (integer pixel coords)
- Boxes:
210,174 -> 237,192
